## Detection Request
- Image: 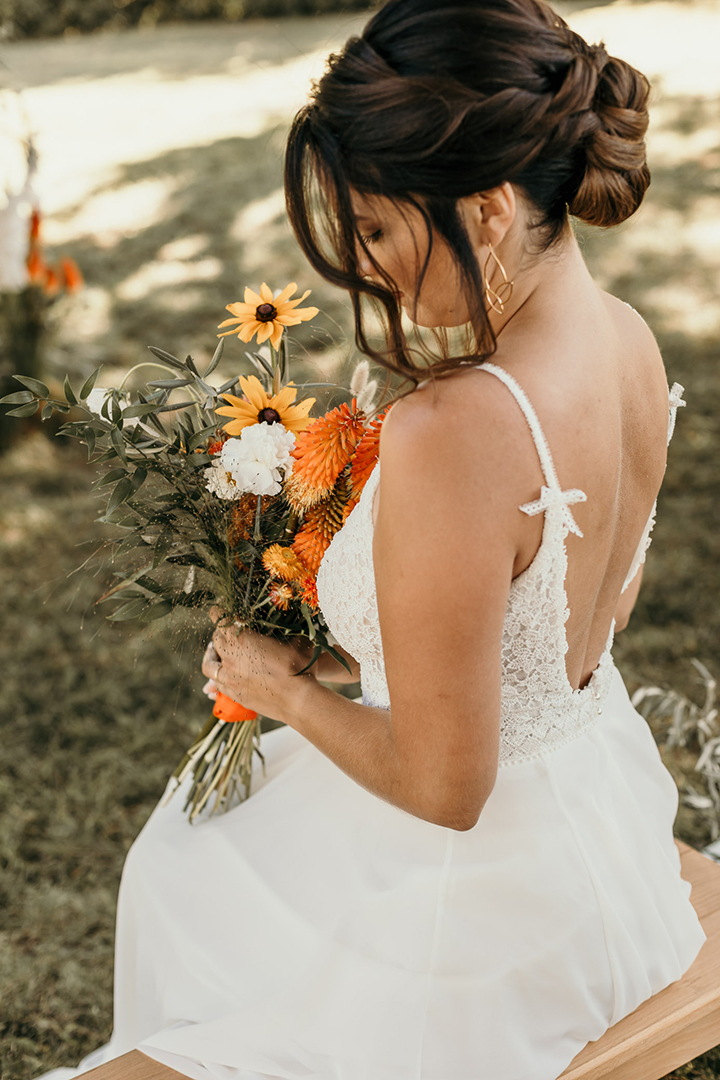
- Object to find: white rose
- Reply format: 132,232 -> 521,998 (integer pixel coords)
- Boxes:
217,422 -> 296,497
204,461 -> 243,501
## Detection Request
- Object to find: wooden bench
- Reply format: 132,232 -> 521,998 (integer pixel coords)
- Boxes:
80,841 -> 720,1080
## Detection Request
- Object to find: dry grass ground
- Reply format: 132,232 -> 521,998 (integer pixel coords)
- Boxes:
0,3 -> 719,1079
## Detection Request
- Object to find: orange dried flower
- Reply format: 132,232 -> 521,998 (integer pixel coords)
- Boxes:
291,469 -> 352,575
285,400 -> 366,512
299,574 -> 319,611
262,544 -> 305,583
350,407 -> 390,498
228,493 -> 273,546
269,581 -> 294,611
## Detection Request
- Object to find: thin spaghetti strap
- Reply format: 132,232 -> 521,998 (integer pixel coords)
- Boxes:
477,362 -> 587,538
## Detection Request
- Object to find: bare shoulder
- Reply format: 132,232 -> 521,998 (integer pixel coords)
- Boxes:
379,367 -> 541,501
602,293 -> 667,376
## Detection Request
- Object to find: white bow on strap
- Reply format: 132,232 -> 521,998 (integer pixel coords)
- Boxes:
519,485 -> 588,538
667,382 -> 686,444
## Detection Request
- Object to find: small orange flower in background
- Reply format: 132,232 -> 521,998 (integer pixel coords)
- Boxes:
25,208 -> 84,297
27,248 -> 48,286
216,375 -> 315,436
217,282 -> 319,352
285,400 -> 366,511
262,544 -> 305,583
60,256 -> 84,293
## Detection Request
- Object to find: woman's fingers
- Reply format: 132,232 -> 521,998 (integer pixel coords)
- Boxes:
202,678 -> 218,701
201,640 -> 222,680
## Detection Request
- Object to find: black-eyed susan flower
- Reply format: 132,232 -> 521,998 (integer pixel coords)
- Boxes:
217,282 -> 319,352
216,375 -> 315,436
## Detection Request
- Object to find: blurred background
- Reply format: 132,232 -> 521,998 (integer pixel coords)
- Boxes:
0,0 -> 718,1077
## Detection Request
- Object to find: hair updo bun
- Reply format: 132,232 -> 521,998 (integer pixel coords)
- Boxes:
284,0 -> 654,382
555,33 -> 651,227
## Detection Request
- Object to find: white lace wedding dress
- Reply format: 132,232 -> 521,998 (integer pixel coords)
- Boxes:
45,362 -> 705,1080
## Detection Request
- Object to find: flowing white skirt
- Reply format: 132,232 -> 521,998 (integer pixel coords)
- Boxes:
42,664 -> 706,1080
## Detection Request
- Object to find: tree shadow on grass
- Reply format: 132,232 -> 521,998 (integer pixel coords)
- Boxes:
46,123 -> 356,397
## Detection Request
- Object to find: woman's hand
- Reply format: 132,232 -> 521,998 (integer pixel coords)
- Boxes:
201,606 -> 319,728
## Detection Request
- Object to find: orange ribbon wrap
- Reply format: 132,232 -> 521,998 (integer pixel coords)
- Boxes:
213,691 -> 258,723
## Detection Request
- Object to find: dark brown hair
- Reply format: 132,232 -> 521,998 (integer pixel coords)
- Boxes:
284,0 -> 651,387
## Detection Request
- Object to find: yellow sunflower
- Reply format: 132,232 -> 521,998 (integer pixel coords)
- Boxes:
216,375 -> 316,435
217,282 -> 319,351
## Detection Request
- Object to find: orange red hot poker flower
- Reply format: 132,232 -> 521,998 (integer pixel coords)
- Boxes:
285,399 -> 367,512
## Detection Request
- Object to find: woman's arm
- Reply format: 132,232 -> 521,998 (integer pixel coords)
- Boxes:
614,563 -> 644,632
205,374 -> 531,830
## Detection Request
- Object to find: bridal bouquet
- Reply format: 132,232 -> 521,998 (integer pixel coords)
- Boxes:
0,281 -> 387,822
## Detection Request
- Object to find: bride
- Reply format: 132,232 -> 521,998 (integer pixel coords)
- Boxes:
46,1 -> 706,1078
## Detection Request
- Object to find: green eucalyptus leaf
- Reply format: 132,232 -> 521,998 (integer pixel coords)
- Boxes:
153,528 -> 174,568
106,476 -> 134,516
84,428 -> 97,458
155,400 -> 196,414
14,374 -> 50,397
63,375 -> 77,405
0,390 -> 34,405
185,354 -> 199,376
5,400 -> 40,417
295,643 -> 322,677
94,447 -> 119,463
246,351 -> 274,379
111,426 -> 128,464
122,402 -> 160,419
143,600 -> 174,621
204,338 -> 224,378
130,466 -> 148,494
51,402 -> 71,413
96,467 -> 128,487
167,553 -> 207,568
188,424 -> 219,452
41,403 -> 53,421
80,367 -> 102,399
135,574 -> 164,595
193,376 -> 216,397
57,421 -> 88,436
108,598 -> 149,622
147,346 -> 185,370
323,643 -> 353,675
146,378 -> 194,389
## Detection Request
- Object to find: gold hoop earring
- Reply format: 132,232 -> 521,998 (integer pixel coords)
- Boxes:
484,243 -> 514,315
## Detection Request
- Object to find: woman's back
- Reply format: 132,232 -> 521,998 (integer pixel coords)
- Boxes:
485,276 -> 671,690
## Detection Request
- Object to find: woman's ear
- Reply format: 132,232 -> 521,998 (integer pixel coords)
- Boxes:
459,182 -> 517,250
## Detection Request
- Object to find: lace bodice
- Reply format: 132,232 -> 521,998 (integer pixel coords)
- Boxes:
315,364 -> 685,767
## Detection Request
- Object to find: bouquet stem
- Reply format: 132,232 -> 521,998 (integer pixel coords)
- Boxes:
165,713 -> 265,823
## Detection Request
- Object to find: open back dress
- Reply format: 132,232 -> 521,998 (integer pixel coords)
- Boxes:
49,357 -> 705,1080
